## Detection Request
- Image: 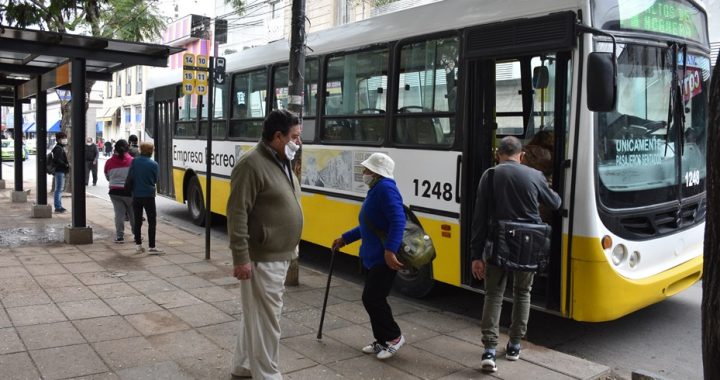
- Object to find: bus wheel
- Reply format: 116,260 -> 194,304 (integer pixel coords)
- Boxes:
394,264 -> 434,298
186,176 -> 206,226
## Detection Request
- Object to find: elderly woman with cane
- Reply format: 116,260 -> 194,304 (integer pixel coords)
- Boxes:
332,152 -> 406,360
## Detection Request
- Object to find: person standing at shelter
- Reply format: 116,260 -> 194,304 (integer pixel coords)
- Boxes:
470,136 -> 561,373
129,142 -> 162,254
332,152 -> 407,360
128,134 -> 140,157
84,137 -> 99,186
104,139 -> 134,243
227,109 -> 303,380
50,132 -> 70,213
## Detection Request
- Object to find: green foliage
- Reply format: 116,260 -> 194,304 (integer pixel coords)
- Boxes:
99,0 -> 168,42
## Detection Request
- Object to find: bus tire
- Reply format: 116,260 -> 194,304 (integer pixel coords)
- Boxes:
394,264 -> 434,298
186,176 -> 206,226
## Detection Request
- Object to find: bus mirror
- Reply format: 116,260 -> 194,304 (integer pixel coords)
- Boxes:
587,52 -> 616,112
532,66 -> 549,89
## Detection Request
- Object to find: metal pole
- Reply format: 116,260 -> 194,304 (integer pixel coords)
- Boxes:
14,89 -> 23,191
317,247 -> 337,340
36,88 -> 47,205
71,58 -> 87,228
205,57 -> 214,261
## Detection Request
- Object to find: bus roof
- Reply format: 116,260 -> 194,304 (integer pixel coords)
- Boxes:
148,0 -> 581,90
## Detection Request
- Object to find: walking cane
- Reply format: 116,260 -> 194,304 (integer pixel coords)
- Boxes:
317,246 -> 337,340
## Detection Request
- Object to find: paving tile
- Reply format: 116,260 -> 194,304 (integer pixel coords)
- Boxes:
53,252 -> 93,264
412,335 -> 484,368
24,263 -> 69,276
484,356 -> 576,380
176,349 -> 233,380
73,316 -> 141,342
0,276 -> 39,294
285,364 -> 345,380
117,270 -> 158,283
0,307 -> 11,328
1,289 -> 52,308
0,256 -> 21,267
169,303 -> 235,327
520,343 -> 611,380
197,321 -> 238,351
47,246 -> 83,255
124,310 -> 191,336
163,254 -> 203,264
280,315 -> 314,339
395,318 -> 443,344
186,285 -> 236,302
0,265 -> 32,278
46,286 -> 98,303
0,352 -> 41,380
398,310 -> 476,334
324,324 -> 374,354
35,273 -> 84,289
126,279 -> 177,295
7,304 -> 67,326
146,264 -> 191,278
0,327 -> 25,354
135,256 -> 172,267
65,371 -> 120,380
64,262 -> 106,274
328,355 -> 421,380
16,321 -> 86,350
282,333 -> 361,364
147,329 -> 220,361
436,368 -> 500,379
285,307 -> 353,331
147,290 -> 203,309
115,361 -> 195,380
287,288 -> 344,308
165,275 -> 214,290
282,294 -> 312,313
104,295 -> 163,315
326,301 -> 371,324
18,254 -> 58,265
75,272 -> 123,286
180,261 -> 219,274
93,336 -> 170,371
30,343 -> 109,380
209,276 -> 238,286
378,344 -> 461,379
211,299 -> 242,315
58,299 -> 116,320
89,283 -> 141,299
279,344 -> 318,374
328,284 -> 364,302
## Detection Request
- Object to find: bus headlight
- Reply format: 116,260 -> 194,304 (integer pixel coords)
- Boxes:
612,244 -> 627,266
629,251 -> 641,268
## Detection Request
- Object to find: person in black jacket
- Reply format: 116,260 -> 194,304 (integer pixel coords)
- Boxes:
128,134 -> 140,157
84,137 -> 99,186
51,132 -> 70,213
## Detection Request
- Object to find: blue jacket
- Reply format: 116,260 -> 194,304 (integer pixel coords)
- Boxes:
342,178 -> 406,269
129,155 -> 158,198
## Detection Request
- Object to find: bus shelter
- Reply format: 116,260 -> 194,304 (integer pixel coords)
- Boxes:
0,27 -> 182,243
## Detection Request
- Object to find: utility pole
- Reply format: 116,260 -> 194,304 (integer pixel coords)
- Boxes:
285,0 -> 306,286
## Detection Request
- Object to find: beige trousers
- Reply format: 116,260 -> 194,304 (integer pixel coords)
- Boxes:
232,260 -> 289,380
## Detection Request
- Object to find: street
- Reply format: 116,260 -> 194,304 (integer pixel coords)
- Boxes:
2,153 -> 703,380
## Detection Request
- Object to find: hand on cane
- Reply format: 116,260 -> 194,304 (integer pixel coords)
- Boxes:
332,237 -> 345,252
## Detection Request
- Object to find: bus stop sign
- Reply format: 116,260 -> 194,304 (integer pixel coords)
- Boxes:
214,57 -> 226,84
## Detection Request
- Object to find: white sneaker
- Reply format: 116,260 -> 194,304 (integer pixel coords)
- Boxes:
148,247 -> 165,255
135,245 -> 145,254
361,341 -> 385,354
376,335 -> 405,360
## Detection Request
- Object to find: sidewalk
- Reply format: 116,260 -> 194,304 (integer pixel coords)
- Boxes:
0,181 -> 612,380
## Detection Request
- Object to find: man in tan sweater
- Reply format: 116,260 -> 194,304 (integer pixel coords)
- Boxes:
227,109 -> 303,379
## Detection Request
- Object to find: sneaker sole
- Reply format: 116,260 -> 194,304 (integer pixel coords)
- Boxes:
506,354 -> 520,361
481,360 -> 497,372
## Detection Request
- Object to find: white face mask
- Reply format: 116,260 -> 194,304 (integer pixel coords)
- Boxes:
362,174 -> 375,186
285,141 -> 300,160
60,139 -> 68,145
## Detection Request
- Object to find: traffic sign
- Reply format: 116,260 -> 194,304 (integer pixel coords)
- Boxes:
183,53 -> 195,66
182,82 -> 194,96
214,57 -> 226,84
196,83 -> 208,95
196,54 -> 209,68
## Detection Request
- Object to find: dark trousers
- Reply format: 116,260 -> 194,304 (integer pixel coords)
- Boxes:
362,264 -> 401,344
132,197 -> 157,247
84,161 -> 98,185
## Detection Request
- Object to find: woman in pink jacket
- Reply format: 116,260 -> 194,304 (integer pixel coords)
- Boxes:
104,139 -> 134,243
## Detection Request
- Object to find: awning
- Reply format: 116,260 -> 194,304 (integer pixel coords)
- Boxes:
97,106 -> 119,122
23,122 -> 35,133
96,121 -> 103,133
48,119 -> 61,133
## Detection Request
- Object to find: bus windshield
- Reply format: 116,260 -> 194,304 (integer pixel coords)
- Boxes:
595,43 -> 709,209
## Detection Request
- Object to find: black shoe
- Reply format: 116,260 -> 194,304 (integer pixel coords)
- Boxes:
481,352 -> 497,372
505,343 -> 520,361
55,207 -> 67,213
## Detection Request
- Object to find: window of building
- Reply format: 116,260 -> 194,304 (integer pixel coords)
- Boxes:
116,73 -> 122,97
124,106 -> 131,124
126,69 -> 132,96
136,67 -> 143,94
107,82 -> 112,99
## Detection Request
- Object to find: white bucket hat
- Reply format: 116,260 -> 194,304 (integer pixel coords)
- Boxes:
361,153 -> 395,179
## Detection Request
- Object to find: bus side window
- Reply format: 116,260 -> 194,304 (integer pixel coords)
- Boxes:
230,69 -> 267,139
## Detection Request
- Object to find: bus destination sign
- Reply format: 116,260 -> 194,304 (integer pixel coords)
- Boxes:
618,0 -> 704,42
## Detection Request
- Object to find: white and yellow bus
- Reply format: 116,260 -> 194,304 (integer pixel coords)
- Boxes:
146,0 -> 710,322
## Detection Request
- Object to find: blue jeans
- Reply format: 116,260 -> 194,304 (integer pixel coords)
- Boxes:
54,172 -> 65,210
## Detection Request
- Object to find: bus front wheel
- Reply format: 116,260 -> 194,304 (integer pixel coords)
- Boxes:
394,264 -> 434,298
186,176 -> 206,226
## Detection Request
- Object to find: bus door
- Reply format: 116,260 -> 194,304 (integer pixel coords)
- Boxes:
459,13 -> 575,312
147,85 -> 178,198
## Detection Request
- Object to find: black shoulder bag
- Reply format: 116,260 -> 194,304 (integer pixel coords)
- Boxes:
483,168 -> 552,272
